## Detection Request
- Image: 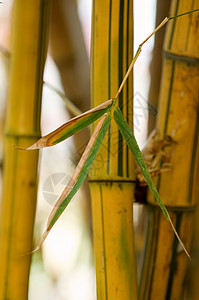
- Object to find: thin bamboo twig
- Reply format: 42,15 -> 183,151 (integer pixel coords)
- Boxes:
115,8 -> 199,101
44,81 -> 82,116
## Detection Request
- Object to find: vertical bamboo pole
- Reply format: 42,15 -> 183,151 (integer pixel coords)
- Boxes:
0,1 -> 50,299
89,1 -> 138,299
188,193 -> 199,299
139,0 -> 199,299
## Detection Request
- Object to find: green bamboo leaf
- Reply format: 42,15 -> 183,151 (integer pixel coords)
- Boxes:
114,107 -> 168,219
113,107 -> 190,258
34,113 -> 111,250
23,99 -> 113,150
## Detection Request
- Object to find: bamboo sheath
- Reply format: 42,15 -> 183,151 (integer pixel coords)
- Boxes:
0,1 -> 50,299
139,0 -> 199,299
89,0 -> 138,299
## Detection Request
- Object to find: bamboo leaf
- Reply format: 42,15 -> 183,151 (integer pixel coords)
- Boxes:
22,99 -> 113,150
34,113 -> 111,251
114,107 -> 168,218
113,107 -> 190,258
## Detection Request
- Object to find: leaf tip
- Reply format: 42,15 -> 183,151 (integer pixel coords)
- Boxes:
167,213 -> 191,259
13,142 -> 41,151
13,145 -> 26,151
26,144 -> 40,150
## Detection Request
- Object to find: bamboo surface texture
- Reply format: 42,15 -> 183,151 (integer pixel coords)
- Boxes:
139,0 -> 199,299
89,1 -> 138,299
0,1 -> 50,299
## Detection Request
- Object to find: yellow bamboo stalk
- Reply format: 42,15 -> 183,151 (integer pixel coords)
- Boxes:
89,1 -> 138,299
0,1 -> 50,299
0,49 -> 9,183
187,192 -> 199,300
139,1 -> 199,299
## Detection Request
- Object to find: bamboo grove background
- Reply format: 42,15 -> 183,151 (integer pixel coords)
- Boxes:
0,0 -> 199,299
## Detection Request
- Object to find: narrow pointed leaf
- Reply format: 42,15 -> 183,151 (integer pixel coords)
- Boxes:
114,107 -> 168,219
35,113 -> 111,250
114,107 -> 190,258
25,99 -> 113,150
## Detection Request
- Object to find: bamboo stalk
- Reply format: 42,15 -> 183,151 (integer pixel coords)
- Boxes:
89,1 -> 138,299
187,191 -> 199,299
0,1 -> 50,299
0,47 -> 9,181
139,0 -> 199,299
139,206 -> 193,299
